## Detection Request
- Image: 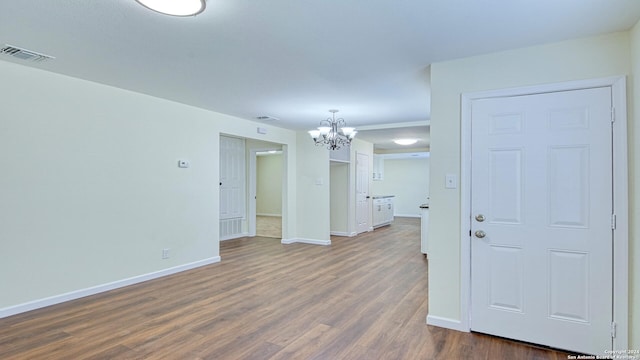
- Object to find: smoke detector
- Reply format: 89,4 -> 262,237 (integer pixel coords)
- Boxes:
1,45 -> 55,62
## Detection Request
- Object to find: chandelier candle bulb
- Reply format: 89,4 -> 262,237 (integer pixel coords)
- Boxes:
341,127 -> 355,136
308,130 -> 321,140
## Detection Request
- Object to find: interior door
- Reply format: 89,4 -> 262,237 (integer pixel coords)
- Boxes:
470,87 -> 613,354
355,152 -> 370,234
219,135 -> 246,239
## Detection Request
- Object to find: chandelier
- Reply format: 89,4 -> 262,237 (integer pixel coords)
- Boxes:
308,110 -> 357,150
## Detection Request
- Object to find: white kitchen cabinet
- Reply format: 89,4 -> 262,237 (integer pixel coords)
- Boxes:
373,196 -> 394,228
372,155 -> 384,181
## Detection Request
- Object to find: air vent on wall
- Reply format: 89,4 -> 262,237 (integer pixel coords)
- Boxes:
1,45 -> 55,62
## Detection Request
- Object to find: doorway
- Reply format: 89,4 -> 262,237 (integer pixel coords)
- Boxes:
254,150 -> 283,238
459,77 -> 629,354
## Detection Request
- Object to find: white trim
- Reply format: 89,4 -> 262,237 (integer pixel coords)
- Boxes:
249,149 -> 258,237
0,257 -> 221,319
330,231 -> 351,237
459,86 -> 474,333
610,77 -> 629,350
281,238 -> 331,246
394,213 -> 421,218
256,213 -> 282,217
220,231 -> 249,241
459,76 -> 629,349
426,315 -> 465,332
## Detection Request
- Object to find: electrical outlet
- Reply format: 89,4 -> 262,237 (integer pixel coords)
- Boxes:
162,248 -> 170,259
445,174 -> 457,189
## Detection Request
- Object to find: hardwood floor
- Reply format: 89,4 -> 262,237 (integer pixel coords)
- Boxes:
0,218 -> 574,359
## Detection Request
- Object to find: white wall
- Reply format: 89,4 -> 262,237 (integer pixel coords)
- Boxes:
0,60 -> 299,314
371,157 -> 430,217
294,132 -> 331,243
330,162 -> 349,235
428,31 -> 637,347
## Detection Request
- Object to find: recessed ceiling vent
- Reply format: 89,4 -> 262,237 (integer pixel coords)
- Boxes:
1,45 -> 55,62
256,115 -> 279,121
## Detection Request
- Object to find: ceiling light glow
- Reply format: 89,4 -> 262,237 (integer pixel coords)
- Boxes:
393,139 -> 418,146
136,0 -> 206,16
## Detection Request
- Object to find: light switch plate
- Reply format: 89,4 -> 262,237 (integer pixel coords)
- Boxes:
178,160 -> 190,168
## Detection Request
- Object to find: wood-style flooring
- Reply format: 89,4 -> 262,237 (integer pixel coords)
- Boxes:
0,218 -> 574,359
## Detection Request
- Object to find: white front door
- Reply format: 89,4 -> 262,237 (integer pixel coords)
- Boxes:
470,87 -> 613,354
355,152 -> 370,234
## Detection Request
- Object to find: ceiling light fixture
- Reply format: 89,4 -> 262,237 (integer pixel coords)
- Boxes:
135,0 -> 206,16
308,110 -> 357,150
393,139 -> 418,146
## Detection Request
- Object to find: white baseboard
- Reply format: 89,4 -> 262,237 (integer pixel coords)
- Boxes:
220,232 -> 249,241
395,214 -> 421,218
339,232 -> 358,237
281,238 -> 331,246
0,256 -> 221,319
256,213 -> 282,217
330,231 -> 350,237
426,314 -> 469,332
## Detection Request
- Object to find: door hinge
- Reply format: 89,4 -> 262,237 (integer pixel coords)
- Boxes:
611,214 -> 617,230
611,107 -> 616,123
611,321 -> 617,338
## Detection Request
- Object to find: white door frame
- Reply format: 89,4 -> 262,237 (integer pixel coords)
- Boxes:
459,76 -> 629,349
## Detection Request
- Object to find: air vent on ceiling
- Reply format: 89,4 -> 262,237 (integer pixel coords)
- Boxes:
256,115 -> 279,121
1,45 -> 55,62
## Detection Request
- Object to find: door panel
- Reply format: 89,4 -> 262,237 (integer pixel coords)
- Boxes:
488,149 -> 523,224
470,87 -> 613,355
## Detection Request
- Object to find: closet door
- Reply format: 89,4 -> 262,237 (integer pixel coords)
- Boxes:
220,135 -> 246,239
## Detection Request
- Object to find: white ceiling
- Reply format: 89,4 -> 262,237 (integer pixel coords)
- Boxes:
2,0 -> 639,150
